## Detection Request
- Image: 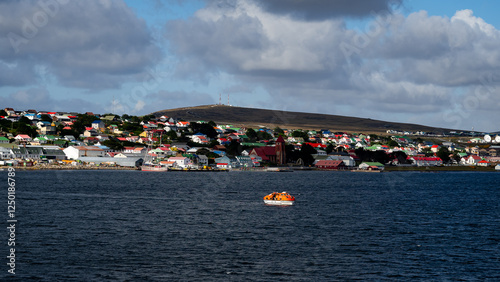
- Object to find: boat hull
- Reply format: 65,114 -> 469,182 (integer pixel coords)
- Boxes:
263,200 -> 295,206
141,166 -> 168,172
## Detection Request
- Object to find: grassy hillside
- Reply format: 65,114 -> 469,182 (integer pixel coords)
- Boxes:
152,105 -> 451,134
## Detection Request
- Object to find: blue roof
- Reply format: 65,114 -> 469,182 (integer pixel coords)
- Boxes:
92,120 -> 103,123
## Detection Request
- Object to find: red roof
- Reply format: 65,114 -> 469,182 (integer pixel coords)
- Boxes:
276,136 -> 285,143
251,147 -> 276,161
412,157 -> 442,161
315,160 -> 344,168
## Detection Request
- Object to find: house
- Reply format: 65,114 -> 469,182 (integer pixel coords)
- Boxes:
4,108 -> 15,116
236,156 -> 254,168
359,162 -> 385,170
190,133 -> 210,144
214,155 -> 233,169
462,155 -> 482,165
477,160 -> 490,167
410,157 -> 443,166
197,155 -> 209,167
11,146 -> 44,159
326,153 -> 356,167
315,160 -> 346,170
84,128 -> 98,137
176,121 -> 190,128
430,145 -> 440,153
0,136 -> 10,144
0,147 -> 13,159
14,134 -> 32,142
63,146 -> 106,160
91,120 -> 105,130
167,157 -> 191,168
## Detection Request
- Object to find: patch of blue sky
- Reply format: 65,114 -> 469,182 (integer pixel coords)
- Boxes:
124,0 -> 206,26
345,0 -> 499,32
405,0 -> 498,28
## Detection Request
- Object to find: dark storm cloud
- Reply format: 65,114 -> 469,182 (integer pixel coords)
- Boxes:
0,0 -> 162,89
251,0 -> 402,20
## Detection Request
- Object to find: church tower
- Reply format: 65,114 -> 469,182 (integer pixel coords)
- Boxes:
275,135 -> 286,165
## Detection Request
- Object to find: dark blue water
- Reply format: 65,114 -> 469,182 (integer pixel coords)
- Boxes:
4,170 -> 500,281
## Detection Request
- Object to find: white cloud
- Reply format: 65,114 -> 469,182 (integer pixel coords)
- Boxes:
165,3 -> 500,131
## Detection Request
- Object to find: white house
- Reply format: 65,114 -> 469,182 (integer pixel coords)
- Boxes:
168,157 -> 192,168
190,133 -> 210,144
14,134 -> 32,142
461,155 -> 482,165
63,146 -> 105,160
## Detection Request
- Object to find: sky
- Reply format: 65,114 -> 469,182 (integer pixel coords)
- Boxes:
1,0 -> 499,132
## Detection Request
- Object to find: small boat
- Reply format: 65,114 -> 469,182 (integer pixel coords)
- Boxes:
263,191 -> 295,206
141,164 -> 168,172
496,164 -> 500,171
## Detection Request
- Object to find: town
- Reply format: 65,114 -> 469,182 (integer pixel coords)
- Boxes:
0,106 -> 499,171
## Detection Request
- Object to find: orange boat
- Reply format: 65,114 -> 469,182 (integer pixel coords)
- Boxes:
263,191 -> 295,206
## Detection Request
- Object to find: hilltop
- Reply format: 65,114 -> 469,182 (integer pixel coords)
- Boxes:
152,105 -> 451,134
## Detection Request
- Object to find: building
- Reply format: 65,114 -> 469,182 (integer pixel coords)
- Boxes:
91,120 -> 105,130
315,160 -> 346,170
275,136 -> 286,165
63,146 -> 106,160
410,157 -> 443,167
359,162 -> 385,170
168,157 -> 192,168
249,147 -> 277,163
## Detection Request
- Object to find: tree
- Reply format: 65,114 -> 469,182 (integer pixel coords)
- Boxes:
421,147 -> 434,157
246,128 -> 258,141
165,130 -> 178,141
274,127 -> 284,136
15,123 -> 37,137
103,139 -> 124,151
189,122 -> 218,139
373,150 -> 390,164
298,144 -> 317,166
256,130 -> 272,141
0,110 -> 7,116
225,140 -> 242,156
326,144 -> 335,154
40,114 -> 53,122
436,147 -> 451,163
389,151 -> 409,165
388,140 -> 399,148
196,148 -> 211,155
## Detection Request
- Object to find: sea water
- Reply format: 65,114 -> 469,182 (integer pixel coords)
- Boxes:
5,170 -> 500,281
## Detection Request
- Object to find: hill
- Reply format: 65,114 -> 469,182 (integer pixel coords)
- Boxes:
152,105 -> 451,134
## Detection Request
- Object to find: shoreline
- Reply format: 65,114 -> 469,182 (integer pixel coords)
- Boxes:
3,165 -> 498,172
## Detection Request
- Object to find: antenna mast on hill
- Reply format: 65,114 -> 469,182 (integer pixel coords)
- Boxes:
219,93 -> 221,105
227,93 -> 230,106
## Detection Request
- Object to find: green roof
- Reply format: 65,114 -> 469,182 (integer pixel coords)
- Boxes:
362,162 -> 384,167
241,143 -> 266,147
0,137 -> 9,141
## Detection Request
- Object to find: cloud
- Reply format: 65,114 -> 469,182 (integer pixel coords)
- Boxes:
0,0 -> 162,89
165,2 -> 500,131
250,0 -> 402,21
